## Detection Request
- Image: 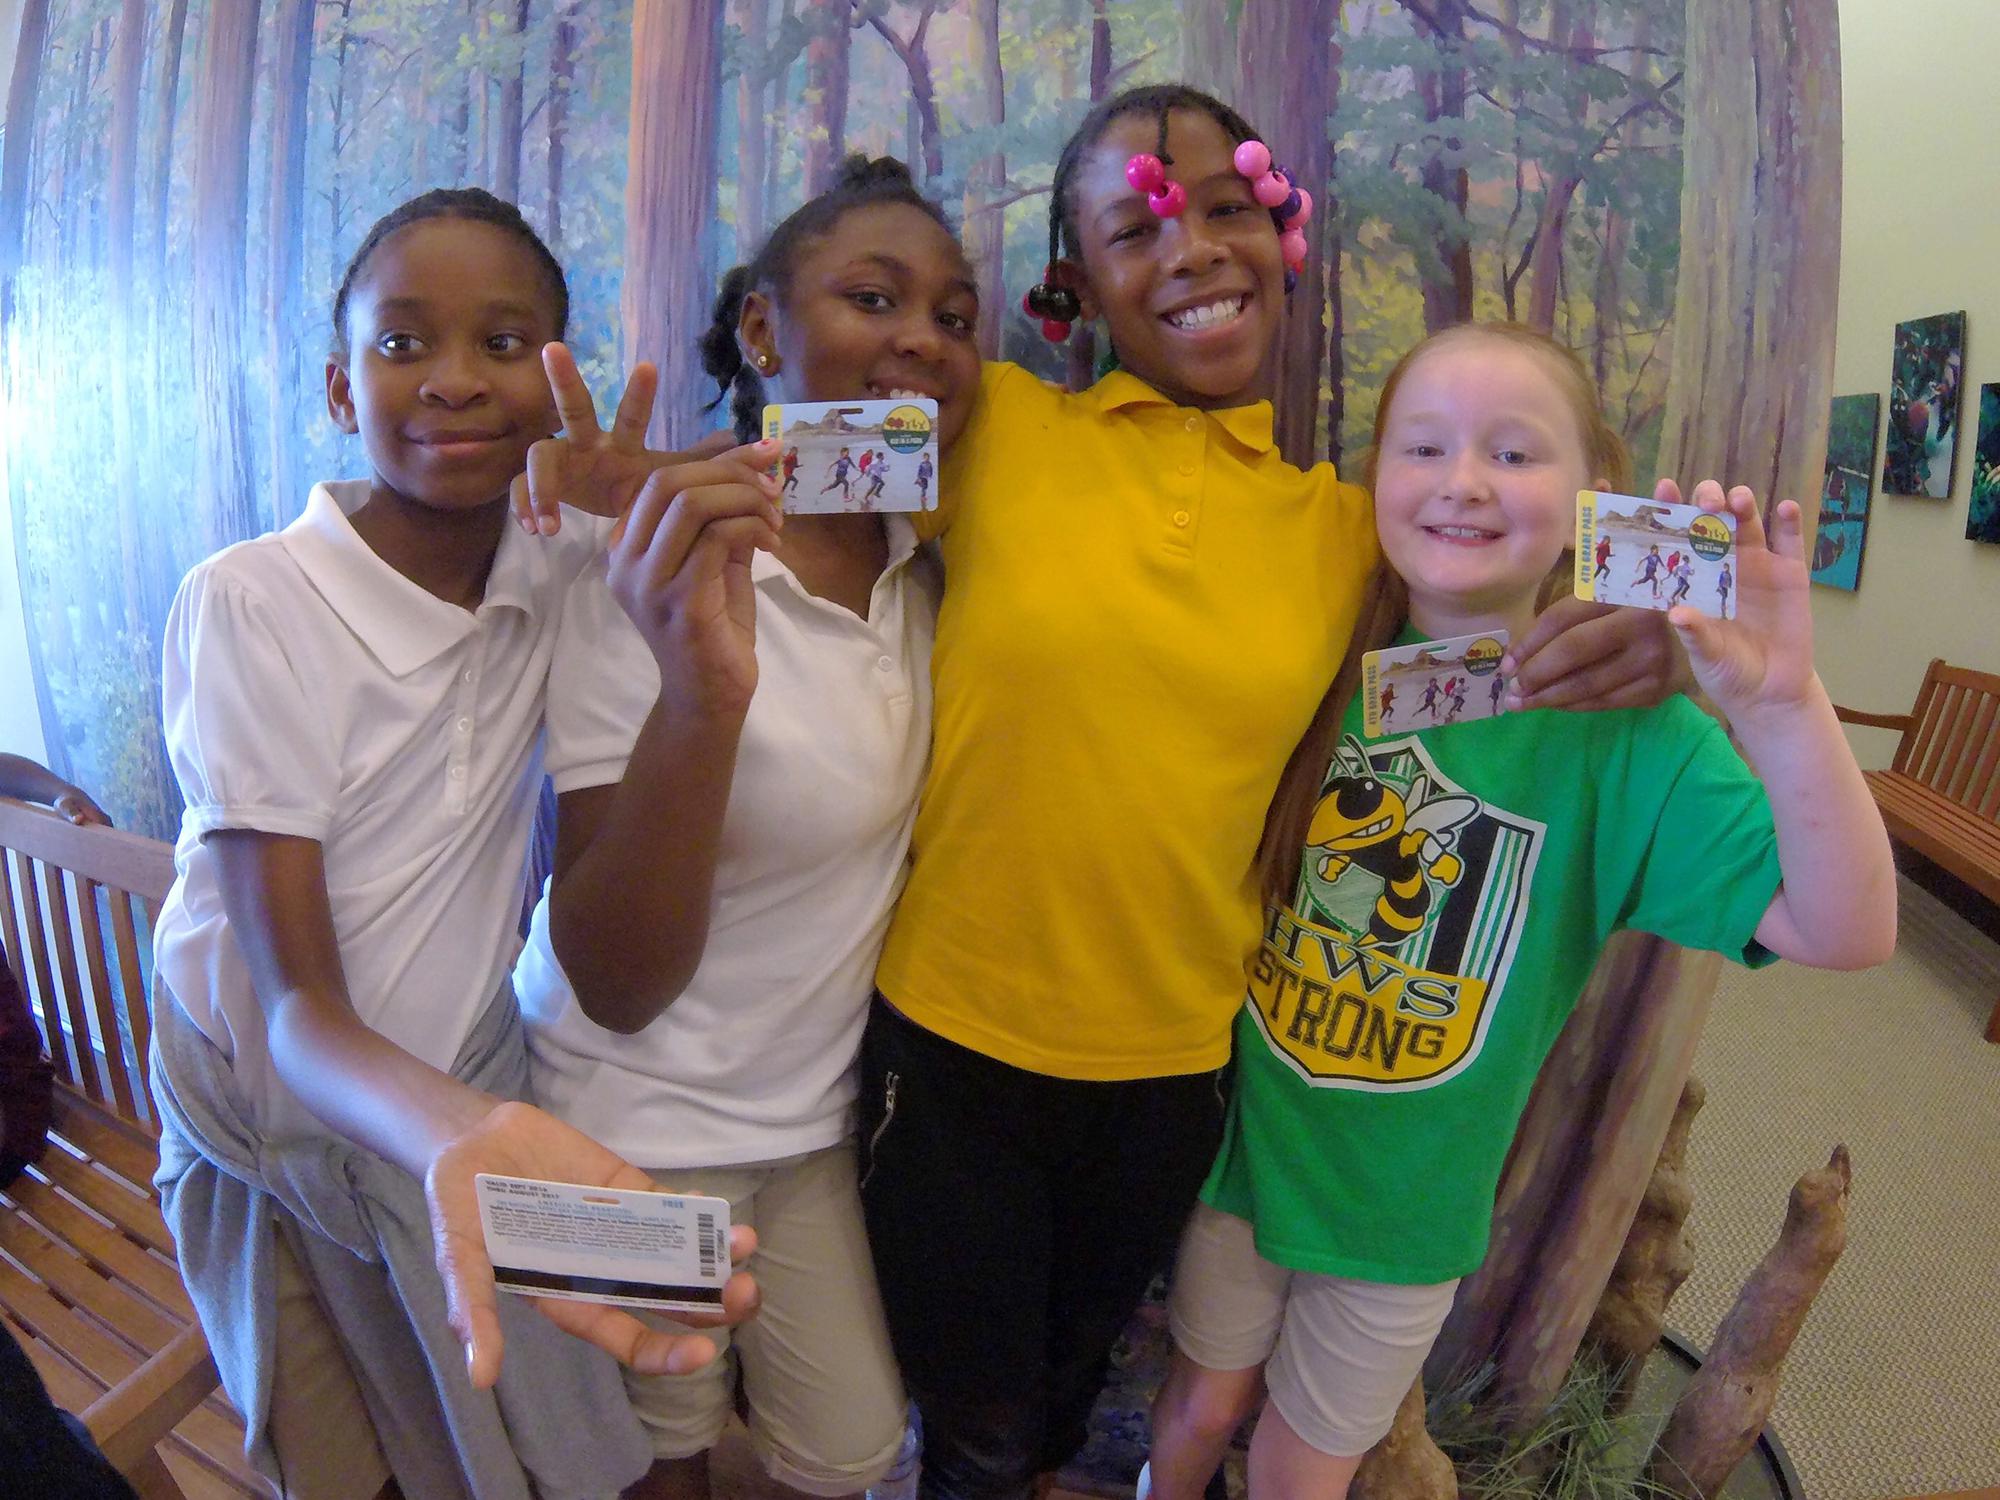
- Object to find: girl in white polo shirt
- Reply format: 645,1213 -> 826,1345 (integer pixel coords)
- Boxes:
150,189 -> 760,1500
510,156 -> 980,1500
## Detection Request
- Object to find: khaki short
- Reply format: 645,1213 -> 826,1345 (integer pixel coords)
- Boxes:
628,1142 -> 907,1496
1167,1203 -> 1459,1459
266,1222 -> 392,1500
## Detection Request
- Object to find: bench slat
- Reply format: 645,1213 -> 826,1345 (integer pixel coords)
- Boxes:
109,890 -> 157,1120
0,1256 -> 154,1380
11,850 -> 79,1089
1939,692 -> 1996,801
32,1147 -> 177,1257
53,1089 -> 166,1190
0,1212 -> 182,1352
5,1174 -> 193,1317
78,878 -> 142,1121
46,864 -> 116,1110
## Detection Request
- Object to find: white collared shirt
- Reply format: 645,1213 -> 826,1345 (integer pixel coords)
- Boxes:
154,481 -> 610,1134
515,519 -> 939,1168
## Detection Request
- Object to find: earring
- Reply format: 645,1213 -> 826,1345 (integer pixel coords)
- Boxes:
755,353 -> 772,370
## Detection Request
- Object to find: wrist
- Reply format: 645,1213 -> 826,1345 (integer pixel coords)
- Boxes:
1721,672 -> 1832,743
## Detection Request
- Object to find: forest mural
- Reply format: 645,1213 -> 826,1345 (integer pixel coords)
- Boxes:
3,0 -> 1696,839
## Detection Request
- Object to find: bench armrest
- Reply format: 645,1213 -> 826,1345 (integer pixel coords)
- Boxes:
81,1323 -> 221,1473
1833,704 -> 1914,732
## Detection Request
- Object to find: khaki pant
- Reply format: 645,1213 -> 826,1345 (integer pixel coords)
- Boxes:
628,1142 -> 906,1496
265,1222 -> 393,1500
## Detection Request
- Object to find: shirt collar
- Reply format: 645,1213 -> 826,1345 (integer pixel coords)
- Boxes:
279,481 -> 544,677
1089,369 -> 1276,455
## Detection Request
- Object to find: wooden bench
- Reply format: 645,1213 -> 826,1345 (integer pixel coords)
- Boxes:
1834,657 -> 2000,1043
0,796 -> 271,1498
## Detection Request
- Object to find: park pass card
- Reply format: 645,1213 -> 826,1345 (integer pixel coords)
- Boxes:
763,397 -> 940,515
1574,489 -> 1738,619
475,1173 -> 731,1314
1362,630 -> 1511,737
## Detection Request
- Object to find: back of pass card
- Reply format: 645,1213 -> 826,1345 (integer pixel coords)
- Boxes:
1362,630 -> 1511,737
1574,489 -> 1737,619
764,398 -> 940,515
475,1173 -> 731,1314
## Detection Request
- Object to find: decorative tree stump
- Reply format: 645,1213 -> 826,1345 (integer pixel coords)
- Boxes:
1351,1378 -> 1458,1500
1645,1146 -> 1853,1500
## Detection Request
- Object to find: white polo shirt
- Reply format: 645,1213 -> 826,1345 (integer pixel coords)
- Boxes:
514,518 -> 939,1168
154,481 -> 611,1136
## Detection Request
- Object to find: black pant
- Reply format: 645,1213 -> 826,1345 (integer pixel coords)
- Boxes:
857,996 -> 1227,1500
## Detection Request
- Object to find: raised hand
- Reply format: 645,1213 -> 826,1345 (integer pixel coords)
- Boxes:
609,452 -> 784,719
1666,480 -> 1815,723
511,343 -> 737,535
426,1099 -> 759,1391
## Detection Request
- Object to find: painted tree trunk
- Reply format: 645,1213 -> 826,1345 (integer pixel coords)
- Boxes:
0,0 -> 53,332
1523,1 -> 1596,333
145,0 -> 191,271
106,0 -> 149,635
623,0 -> 722,448
1413,0 -> 1475,331
1180,0 -> 1237,105
766,0 -> 798,232
864,7 -> 943,189
548,2 -> 577,250
962,0 -> 1007,361
190,0 -> 264,556
1420,0 -> 1841,1427
737,0 -> 769,254
1064,0 -> 1112,392
1238,0 -> 1335,466
265,0 -> 316,528
803,0 -> 852,196
495,0 -> 531,203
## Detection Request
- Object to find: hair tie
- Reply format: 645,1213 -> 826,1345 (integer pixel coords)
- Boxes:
1022,262 -> 1080,341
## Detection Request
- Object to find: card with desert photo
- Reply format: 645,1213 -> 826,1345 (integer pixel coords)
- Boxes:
763,398 -> 940,514
1574,490 -> 1738,619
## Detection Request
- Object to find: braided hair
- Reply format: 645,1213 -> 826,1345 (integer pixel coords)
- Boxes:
1024,84 -> 1273,336
701,155 -> 953,443
331,187 -> 568,355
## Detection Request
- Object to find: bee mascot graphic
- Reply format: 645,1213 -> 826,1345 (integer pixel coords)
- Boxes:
1251,735 -> 1543,1091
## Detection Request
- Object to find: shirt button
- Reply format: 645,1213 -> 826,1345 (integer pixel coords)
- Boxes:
1173,510 -> 1191,528
456,717 -> 471,733
1184,415 -> 1200,433
449,764 -> 466,781
1178,461 -> 1196,477
877,655 -> 894,672
461,668 -> 475,684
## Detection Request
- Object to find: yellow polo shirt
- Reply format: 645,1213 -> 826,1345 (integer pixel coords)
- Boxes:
877,362 -> 1377,1079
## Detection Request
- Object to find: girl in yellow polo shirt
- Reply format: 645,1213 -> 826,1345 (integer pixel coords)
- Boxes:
855,85 -> 1677,1500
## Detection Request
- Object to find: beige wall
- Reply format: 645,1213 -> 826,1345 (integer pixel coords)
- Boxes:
1816,0 -> 2000,767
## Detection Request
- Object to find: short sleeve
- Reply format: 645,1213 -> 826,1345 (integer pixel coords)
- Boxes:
162,564 -> 341,841
1611,701 -> 1782,966
544,556 -> 660,793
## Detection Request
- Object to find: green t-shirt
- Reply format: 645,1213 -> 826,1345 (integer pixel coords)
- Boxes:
1202,670 -> 1782,1285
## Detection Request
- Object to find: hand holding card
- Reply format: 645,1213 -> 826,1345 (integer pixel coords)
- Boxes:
1654,480 -> 1818,723
426,1100 -> 758,1390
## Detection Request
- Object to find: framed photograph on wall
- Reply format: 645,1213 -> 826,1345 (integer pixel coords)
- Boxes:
1884,311 -> 1966,497
1811,393 -> 1881,589
1966,385 -> 2000,543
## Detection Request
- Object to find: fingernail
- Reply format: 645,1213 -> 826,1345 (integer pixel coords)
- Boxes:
538,513 -> 559,536
1499,655 -> 1517,675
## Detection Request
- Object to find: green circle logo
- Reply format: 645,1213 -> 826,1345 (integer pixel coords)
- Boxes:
1688,513 -> 1731,560
882,403 -> 933,454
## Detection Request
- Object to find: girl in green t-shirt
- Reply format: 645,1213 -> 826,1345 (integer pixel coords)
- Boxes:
1144,322 -> 1897,1500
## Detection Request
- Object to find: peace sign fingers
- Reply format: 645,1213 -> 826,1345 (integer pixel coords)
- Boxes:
609,362 -> 660,444
543,342 -> 603,440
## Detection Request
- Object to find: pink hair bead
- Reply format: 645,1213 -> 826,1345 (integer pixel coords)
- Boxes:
1253,171 -> 1290,208
1280,228 -> 1309,266
1125,154 -> 1166,194
1041,318 -> 1072,342
1292,188 -> 1314,225
1233,139 -> 1272,178
1149,180 -> 1188,217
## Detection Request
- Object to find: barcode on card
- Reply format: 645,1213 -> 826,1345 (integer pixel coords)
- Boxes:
697,1213 -> 719,1278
